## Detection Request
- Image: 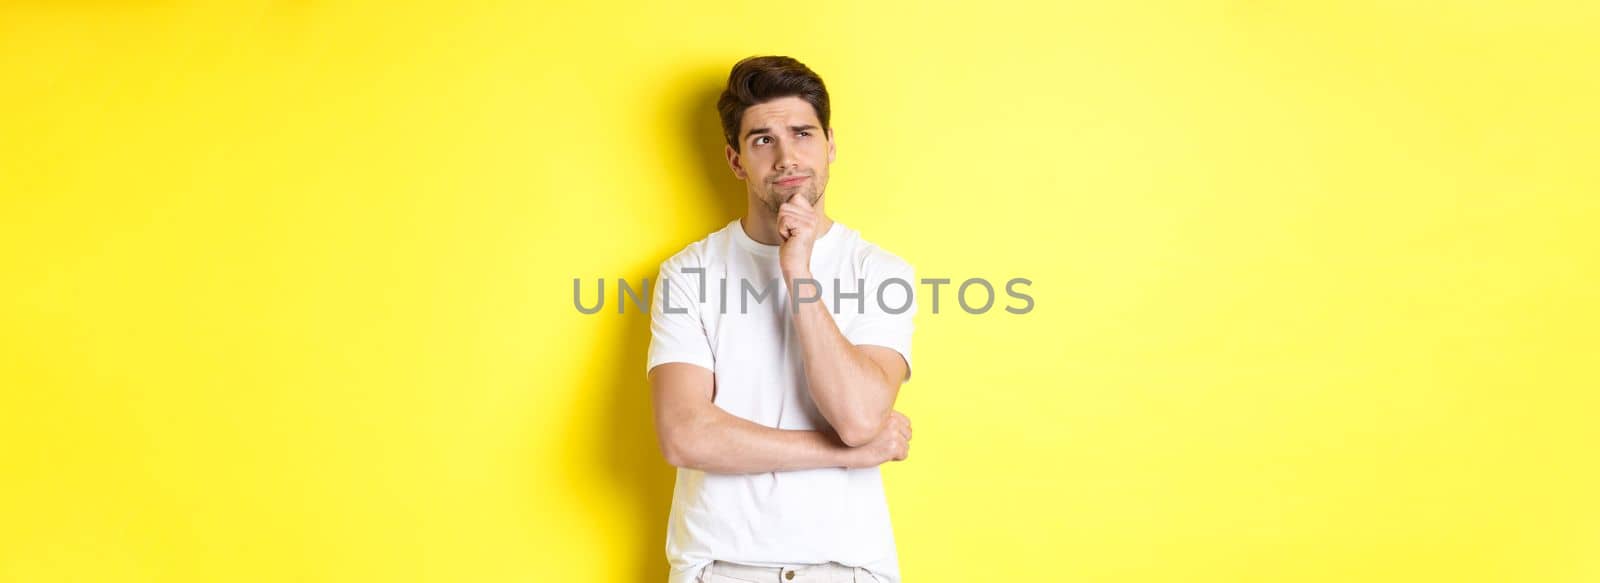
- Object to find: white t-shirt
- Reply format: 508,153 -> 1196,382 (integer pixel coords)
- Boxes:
646,218 -> 916,583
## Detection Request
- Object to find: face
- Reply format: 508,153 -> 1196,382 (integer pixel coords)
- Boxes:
725,96 -> 836,214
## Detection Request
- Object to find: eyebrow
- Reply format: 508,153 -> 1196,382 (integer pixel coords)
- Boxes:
743,124 -> 821,141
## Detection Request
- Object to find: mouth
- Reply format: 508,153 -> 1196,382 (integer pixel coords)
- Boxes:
774,175 -> 809,187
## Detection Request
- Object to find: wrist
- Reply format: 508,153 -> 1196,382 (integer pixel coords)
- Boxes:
836,443 -> 865,469
782,266 -> 814,283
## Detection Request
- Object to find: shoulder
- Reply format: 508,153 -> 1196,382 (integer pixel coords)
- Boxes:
657,222 -> 736,274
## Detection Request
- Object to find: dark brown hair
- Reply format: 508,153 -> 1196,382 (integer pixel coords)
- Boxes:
717,56 -> 831,152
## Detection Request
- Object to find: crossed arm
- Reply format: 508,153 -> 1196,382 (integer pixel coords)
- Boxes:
789,290 -> 909,446
651,363 -> 877,473
649,317 -> 911,474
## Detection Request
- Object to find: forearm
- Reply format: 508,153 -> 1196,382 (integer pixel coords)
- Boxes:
788,277 -> 895,445
669,404 -> 858,474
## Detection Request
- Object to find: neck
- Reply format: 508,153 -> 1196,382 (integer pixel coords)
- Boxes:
740,198 -> 833,246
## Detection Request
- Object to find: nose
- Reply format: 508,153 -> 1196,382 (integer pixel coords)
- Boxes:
773,142 -> 799,172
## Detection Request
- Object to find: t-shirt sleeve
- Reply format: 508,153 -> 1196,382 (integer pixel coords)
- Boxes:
842,257 -> 916,381
645,259 -> 715,377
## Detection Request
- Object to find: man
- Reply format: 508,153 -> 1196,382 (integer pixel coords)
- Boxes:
646,56 -> 916,583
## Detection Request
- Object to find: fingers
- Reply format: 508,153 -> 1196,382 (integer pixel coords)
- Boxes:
777,213 -> 810,235
778,195 -> 816,221
778,203 -> 812,219
777,206 -> 814,230
776,213 -> 793,241
888,411 -> 910,441
777,213 -> 813,245
870,410 -> 913,463
890,410 -> 911,447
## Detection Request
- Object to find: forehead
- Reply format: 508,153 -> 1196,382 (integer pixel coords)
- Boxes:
739,96 -> 821,131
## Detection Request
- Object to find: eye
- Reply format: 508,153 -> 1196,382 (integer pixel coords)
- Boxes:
754,136 -> 772,146
798,130 -> 811,137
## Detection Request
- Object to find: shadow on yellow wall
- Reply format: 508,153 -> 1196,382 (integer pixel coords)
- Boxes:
578,69 -> 746,580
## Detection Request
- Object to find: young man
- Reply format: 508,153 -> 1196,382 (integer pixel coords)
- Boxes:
646,56 -> 917,583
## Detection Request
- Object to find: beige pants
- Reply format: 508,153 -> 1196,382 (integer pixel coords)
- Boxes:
696,560 -> 880,583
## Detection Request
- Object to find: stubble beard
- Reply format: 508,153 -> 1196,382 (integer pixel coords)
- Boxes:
758,180 -> 823,215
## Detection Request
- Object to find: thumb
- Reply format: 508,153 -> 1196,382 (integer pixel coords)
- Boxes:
790,191 -> 812,209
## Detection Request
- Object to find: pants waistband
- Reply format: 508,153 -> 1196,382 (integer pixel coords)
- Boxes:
708,560 -> 858,581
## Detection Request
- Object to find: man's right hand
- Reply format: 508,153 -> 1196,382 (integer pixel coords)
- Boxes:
845,410 -> 912,468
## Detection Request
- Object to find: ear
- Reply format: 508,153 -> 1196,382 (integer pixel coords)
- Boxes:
725,144 -> 747,180
827,128 -> 837,164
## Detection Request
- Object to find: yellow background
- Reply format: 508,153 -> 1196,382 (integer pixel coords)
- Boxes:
3,1 -> 1597,581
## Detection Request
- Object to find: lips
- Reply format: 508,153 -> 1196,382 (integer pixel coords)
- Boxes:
775,176 -> 808,187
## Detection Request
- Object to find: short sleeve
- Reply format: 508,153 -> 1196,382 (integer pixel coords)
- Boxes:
842,257 -> 916,381
645,259 -> 715,377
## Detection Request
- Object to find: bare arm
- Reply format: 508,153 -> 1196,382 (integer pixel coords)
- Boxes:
787,295 -> 908,446
650,362 -> 905,474
775,194 -> 909,447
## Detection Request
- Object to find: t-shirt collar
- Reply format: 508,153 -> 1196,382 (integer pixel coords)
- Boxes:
732,216 -> 842,258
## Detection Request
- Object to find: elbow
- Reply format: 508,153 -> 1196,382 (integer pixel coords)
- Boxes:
838,430 -> 872,448
836,416 -> 883,448
658,431 -> 698,469
657,408 -> 720,469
